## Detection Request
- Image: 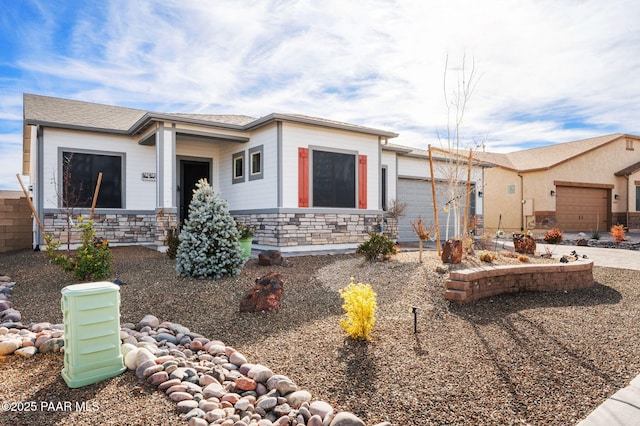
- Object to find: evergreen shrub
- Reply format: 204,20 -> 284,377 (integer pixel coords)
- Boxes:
356,232 -> 397,261
176,179 -> 245,279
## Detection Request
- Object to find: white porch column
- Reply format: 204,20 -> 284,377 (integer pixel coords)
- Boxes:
156,123 -> 176,209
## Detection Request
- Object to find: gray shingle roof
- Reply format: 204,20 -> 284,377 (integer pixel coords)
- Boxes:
23,94 -> 399,139
169,113 -> 257,126
24,93 -> 146,132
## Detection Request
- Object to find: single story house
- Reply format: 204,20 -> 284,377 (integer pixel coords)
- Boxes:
474,134 -> 640,234
23,94 -> 405,252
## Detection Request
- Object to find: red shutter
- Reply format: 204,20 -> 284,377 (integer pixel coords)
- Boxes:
358,154 -> 367,209
298,148 -> 309,207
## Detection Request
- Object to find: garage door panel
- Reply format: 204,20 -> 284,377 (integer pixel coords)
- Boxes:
556,186 -> 608,231
397,178 -> 471,242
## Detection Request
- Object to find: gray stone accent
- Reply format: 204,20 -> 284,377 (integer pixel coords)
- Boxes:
42,210 -> 177,248
233,212 -> 398,247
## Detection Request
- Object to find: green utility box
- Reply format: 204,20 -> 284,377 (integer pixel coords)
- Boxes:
61,282 -> 126,388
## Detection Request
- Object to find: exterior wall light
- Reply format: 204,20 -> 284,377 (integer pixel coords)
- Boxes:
550,190 -> 556,196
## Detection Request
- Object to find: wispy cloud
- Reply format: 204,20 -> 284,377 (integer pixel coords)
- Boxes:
1,0 -> 640,189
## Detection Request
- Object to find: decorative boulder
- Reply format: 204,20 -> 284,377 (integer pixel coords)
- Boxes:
441,239 -> 462,264
577,238 -> 589,246
240,272 -> 285,313
258,250 -> 285,266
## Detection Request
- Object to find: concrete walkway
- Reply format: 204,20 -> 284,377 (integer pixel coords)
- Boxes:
517,241 -> 640,271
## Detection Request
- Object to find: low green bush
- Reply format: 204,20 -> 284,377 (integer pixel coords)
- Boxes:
44,217 -> 112,281
356,232 -> 397,262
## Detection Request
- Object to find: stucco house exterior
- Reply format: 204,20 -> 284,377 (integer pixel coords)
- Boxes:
474,134 -> 640,234
22,94 -> 400,252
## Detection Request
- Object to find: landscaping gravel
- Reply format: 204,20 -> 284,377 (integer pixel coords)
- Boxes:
1,246 -> 639,425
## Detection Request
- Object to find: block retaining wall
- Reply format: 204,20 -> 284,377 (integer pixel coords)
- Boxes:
444,260 -> 594,303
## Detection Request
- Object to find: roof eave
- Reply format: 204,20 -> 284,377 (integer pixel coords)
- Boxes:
23,119 -> 130,135
381,144 -> 413,154
128,112 -> 246,135
245,113 -> 399,138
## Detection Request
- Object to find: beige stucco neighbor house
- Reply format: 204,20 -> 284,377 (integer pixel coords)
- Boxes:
22,94 -> 399,252
474,134 -> 640,234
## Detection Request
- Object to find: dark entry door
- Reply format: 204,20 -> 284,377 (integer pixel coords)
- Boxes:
180,160 -> 211,223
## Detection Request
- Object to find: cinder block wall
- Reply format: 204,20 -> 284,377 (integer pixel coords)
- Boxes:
0,191 -> 33,253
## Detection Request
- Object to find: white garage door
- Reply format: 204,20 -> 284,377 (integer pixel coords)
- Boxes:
397,178 -> 474,242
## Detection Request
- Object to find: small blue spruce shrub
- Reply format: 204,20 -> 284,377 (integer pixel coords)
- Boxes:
176,179 -> 244,279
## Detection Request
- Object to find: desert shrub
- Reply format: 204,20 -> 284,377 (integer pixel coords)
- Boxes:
44,234 -> 72,270
610,224 -> 626,245
176,179 -> 244,279
544,227 -> 563,244
72,218 -> 111,281
339,278 -> 377,341
165,227 -> 180,259
591,230 -> 601,240
513,233 -> 536,254
518,255 -> 530,263
502,251 -> 519,259
479,252 -> 495,263
44,217 -> 111,281
356,232 -> 397,262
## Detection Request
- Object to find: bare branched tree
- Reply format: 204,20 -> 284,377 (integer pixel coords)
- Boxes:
50,153 -> 90,253
436,53 -> 481,240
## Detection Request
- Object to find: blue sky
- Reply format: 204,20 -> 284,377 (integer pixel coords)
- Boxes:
2,0 -> 640,189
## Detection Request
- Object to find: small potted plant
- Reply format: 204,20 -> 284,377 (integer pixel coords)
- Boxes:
236,221 -> 256,258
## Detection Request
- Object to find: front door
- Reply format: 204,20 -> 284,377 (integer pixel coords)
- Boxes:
179,160 -> 211,223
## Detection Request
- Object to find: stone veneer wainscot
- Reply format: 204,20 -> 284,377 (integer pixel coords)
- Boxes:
42,210 -> 177,248
232,212 -> 398,248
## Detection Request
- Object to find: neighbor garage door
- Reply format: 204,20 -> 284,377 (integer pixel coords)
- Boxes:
556,186 -> 608,232
397,178 -> 474,242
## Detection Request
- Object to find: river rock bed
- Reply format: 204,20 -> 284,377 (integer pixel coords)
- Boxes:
0,275 -> 377,426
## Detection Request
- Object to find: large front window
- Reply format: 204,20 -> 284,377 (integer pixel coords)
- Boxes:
312,150 -> 355,208
61,150 -> 123,208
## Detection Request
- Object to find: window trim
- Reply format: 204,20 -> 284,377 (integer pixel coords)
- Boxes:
58,148 -> 126,209
232,151 -> 245,184
248,145 -> 264,181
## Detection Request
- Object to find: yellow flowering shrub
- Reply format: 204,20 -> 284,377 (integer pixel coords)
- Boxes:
338,278 -> 377,340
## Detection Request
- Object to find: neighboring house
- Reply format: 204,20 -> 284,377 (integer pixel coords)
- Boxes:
474,134 -> 640,233
22,94 -> 399,252
381,143 -> 486,242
